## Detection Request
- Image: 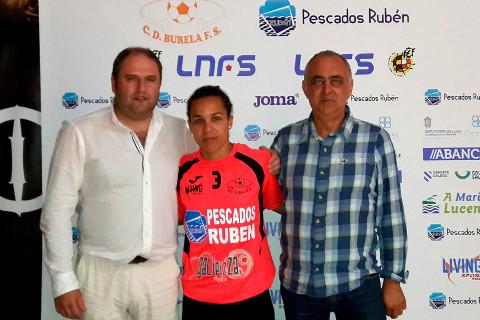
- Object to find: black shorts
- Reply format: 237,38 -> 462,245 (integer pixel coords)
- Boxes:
182,289 -> 275,320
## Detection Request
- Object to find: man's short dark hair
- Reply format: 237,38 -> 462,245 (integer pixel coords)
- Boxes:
187,85 -> 233,118
111,47 -> 162,80
304,50 -> 352,80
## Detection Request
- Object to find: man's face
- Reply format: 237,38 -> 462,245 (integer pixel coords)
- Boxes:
302,55 -> 353,119
111,53 -> 161,121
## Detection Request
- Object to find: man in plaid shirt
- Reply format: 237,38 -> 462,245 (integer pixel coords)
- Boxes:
271,50 -> 407,320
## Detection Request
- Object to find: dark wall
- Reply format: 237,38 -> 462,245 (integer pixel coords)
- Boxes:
0,1 -> 42,318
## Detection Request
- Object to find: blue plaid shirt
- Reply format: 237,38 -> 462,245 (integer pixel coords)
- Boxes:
271,106 -> 407,298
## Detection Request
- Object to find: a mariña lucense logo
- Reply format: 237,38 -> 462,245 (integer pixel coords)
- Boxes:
423,147 -> 480,161
259,0 -> 296,36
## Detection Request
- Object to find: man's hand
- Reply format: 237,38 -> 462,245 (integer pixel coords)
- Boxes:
54,289 -> 86,319
260,147 -> 280,175
382,279 -> 406,319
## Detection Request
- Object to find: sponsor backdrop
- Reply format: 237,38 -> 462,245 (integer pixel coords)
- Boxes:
40,1 -> 480,319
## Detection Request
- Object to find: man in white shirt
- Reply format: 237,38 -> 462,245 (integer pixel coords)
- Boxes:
41,47 -> 197,320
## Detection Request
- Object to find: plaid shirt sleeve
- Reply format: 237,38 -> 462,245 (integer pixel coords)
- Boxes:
375,129 -> 408,283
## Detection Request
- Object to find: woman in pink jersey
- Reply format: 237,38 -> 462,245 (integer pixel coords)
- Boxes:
177,85 -> 284,320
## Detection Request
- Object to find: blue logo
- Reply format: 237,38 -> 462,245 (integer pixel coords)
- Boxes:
177,55 -> 256,77
269,288 -> 284,305
72,226 -> 80,243
62,92 -> 79,109
184,210 -> 207,243
429,292 -> 446,309
424,171 -> 432,182
259,0 -> 296,36
472,115 -> 480,127
425,89 -> 441,105
397,170 -> 402,184
158,92 -> 171,108
422,195 -> 440,214
378,116 -> 391,128
266,221 -> 281,237
244,125 -> 261,141
423,148 -> 480,161
428,224 -> 444,241
294,53 -> 374,76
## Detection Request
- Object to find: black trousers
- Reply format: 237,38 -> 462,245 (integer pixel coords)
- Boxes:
182,289 -> 275,320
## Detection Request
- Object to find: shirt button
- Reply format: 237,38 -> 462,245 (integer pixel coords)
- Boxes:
315,267 -> 320,272
315,219 -> 320,224
323,147 -> 328,152
318,194 -> 323,200
315,243 -> 320,249
320,170 -> 324,175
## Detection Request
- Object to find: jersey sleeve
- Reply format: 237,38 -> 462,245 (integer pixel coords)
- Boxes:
177,157 -> 187,224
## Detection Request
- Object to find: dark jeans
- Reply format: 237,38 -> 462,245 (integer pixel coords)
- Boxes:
281,274 -> 386,320
182,289 -> 275,320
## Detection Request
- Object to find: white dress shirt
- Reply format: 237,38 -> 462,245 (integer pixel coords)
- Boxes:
41,106 -> 197,297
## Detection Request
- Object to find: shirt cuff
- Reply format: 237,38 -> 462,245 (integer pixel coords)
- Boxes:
52,271 -> 79,298
380,270 -> 409,283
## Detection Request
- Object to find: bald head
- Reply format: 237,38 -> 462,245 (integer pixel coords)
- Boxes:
304,50 -> 352,81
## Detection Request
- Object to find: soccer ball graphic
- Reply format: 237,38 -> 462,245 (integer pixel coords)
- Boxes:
166,0 -> 198,24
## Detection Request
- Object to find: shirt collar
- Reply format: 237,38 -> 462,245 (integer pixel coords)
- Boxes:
298,105 -> 354,143
108,105 -> 164,131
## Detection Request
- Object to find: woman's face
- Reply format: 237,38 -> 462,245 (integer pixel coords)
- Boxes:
188,96 -> 233,160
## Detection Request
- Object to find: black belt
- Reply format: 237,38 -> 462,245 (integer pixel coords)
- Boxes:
129,255 -> 148,264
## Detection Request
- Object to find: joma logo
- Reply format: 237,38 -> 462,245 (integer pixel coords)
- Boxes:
253,94 -> 299,107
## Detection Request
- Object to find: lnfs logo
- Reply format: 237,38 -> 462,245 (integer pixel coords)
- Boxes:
177,54 -> 255,77
140,0 -> 224,45
388,47 -> 415,76
423,147 -> 480,161
244,125 -> 261,141
428,224 -> 444,241
259,0 -> 296,36
423,195 -> 440,214
429,292 -> 446,309
295,53 -> 374,76
158,92 -> 171,108
425,89 -> 441,105
62,92 -> 79,109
